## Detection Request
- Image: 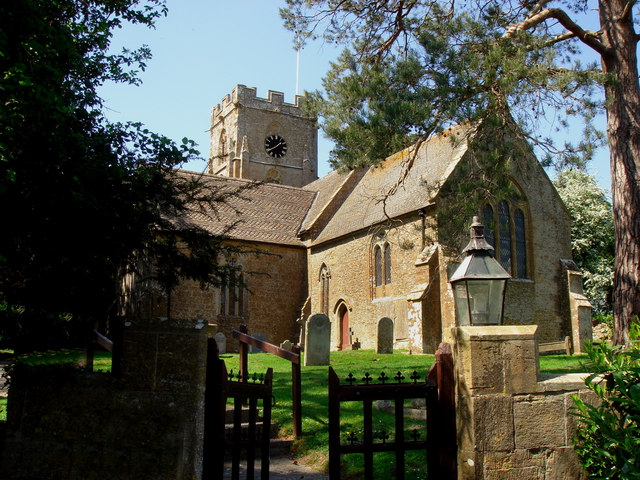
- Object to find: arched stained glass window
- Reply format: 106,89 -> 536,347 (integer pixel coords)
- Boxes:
374,246 -> 383,287
483,204 -> 495,249
514,209 -> 527,279
498,200 -> 512,273
482,194 -> 529,279
384,243 -> 392,284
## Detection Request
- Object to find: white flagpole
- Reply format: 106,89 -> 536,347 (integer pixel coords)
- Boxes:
296,48 -> 300,96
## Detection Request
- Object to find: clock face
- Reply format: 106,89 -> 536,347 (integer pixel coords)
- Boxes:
264,134 -> 287,158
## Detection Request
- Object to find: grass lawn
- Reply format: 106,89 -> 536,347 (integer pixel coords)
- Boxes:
220,350 -> 436,478
11,348 -> 112,372
539,354 -> 591,374
0,347 -> 590,478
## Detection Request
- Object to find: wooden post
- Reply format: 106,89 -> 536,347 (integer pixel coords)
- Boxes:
84,330 -> 95,372
239,324 -> 249,383
435,342 -> 457,480
328,367 -> 341,479
260,368 -> 273,480
292,344 -> 302,437
110,318 -> 124,378
394,398 -> 405,480
202,337 -> 225,480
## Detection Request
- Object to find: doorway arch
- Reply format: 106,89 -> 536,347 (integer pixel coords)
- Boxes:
337,303 -> 350,350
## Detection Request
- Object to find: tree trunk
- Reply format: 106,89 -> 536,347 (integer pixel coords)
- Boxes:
600,0 -> 640,344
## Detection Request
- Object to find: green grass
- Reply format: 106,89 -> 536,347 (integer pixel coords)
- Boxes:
0,397 -> 6,422
12,348 -> 112,372
539,354 -> 590,374
0,347 -> 591,477
221,350 -> 435,478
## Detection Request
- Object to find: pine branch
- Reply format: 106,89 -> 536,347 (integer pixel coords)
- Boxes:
504,7 -> 609,57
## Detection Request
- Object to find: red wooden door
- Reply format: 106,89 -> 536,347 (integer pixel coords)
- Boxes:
341,308 -> 349,350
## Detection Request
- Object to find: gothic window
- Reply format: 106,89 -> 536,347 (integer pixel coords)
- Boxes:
374,246 -> 383,287
384,243 -> 392,284
498,200 -> 512,273
372,238 -> 392,297
320,264 -> 330,316
219,263 -> 246,317
483,204 -> 495,248
514,208 -> 527,279
482,196 -> 529,279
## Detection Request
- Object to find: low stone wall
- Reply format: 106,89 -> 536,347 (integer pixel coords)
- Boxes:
1,318 -> 210,480
453,326 -> 595,480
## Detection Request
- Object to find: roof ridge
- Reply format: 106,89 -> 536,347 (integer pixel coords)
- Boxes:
178,169 -> 311,193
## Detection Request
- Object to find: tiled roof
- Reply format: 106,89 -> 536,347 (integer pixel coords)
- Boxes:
300,168 -> 365,234
173,124 -> 475,248
176,172 -> 317,246
310,124 -> 475,245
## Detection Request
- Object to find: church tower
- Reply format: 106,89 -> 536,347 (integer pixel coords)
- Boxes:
207,85 -> 318,187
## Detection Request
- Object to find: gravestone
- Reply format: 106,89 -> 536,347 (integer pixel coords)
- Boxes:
377,317 -> 394,354
280,339 -> 294,351
304,314 -> 331,366
250,333 -> 267,353
214,332 -> 226,354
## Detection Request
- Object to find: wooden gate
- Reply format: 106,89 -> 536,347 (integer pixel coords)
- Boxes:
202,338 -> 273,480
328,342 -> 456,479
233,325 -> 303,437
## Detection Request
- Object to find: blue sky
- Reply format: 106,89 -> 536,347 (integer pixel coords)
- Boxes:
99,0 -> 611,191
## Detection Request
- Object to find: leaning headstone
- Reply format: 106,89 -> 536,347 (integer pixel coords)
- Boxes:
214,332 -> 226,354
352,338 -> 361,351
377,317 -> 394,354
280,339 -> 294,351
304,314 -> 331,366
250,333 -> 266,353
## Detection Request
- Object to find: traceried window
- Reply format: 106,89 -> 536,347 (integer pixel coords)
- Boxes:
320,264 -> 330,316
498,201 -> 512,273
483,204 -> 495,247
372,239 -> 392,297
374,246 -> 383,287
514,208 -> 527,278
483,198 -> 529,279
220,263 -> 246,317
384,243 -> 392,284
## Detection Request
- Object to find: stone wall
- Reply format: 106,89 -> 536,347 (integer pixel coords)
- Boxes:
1,318 -> 210,480
308,215 -> 432,351
152,242 -> 308,351
453,325 -> 593,480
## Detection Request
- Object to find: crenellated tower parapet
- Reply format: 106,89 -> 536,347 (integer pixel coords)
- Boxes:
208,85 -> 318,187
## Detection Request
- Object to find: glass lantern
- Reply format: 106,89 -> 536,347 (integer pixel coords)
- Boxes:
450,217 -> 511,326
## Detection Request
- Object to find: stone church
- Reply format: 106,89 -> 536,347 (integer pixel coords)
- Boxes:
154,84 -> 591,354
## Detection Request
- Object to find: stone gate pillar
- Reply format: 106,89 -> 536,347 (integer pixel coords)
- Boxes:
452,325 -> 588,480
120,317 -> 216,479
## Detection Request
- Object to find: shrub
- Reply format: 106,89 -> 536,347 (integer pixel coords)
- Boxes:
572,323 -> 640,479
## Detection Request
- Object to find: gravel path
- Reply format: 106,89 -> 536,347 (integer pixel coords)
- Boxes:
223,456 -> 329,479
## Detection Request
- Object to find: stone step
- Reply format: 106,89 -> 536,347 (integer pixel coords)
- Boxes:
223,438 -> 293,457
225,407 -> 260,424
224,422 -> 279,439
